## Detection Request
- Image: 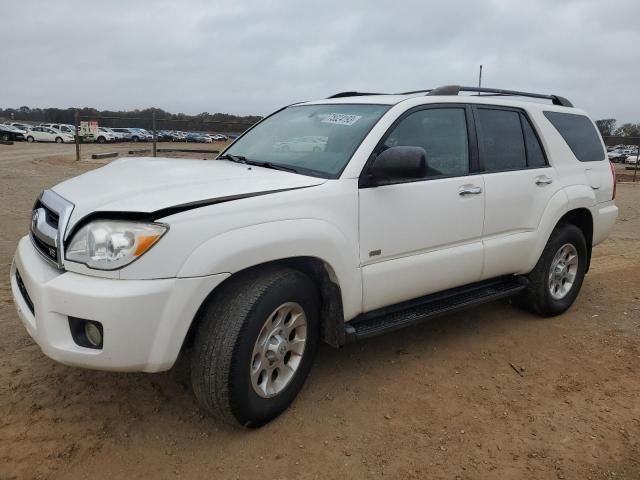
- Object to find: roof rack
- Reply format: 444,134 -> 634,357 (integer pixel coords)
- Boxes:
327,91 -> 385,98
427,85 -> 573,107
327,85 -> 574,107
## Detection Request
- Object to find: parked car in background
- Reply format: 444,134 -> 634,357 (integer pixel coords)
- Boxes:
155,130 -> 169,141
128,128 -> 153,142
110,128 -> 133,141
157,130 -> 180,141
186,132 -> 212,143
0,124 -> 26,141
25,126 -> 75,143
40,123 -> 76,137
95,127 -> 117,143
210,134 -> 228,141
99,127 -> 125,142
3,121 -> 31,133
607,149 -> 628,162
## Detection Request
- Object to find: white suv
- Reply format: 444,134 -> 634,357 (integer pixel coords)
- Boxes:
10,85 -> 618,427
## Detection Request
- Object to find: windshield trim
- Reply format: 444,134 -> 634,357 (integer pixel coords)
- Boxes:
215,103 -> 391,179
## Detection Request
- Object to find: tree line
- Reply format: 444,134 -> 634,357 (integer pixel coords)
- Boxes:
595,119 -> 640,138
0,106 -> 263,133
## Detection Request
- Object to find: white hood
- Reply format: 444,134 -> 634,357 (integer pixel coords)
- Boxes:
53,157 -> 326,226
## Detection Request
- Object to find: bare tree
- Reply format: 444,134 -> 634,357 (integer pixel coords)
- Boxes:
595,118 -> 616,137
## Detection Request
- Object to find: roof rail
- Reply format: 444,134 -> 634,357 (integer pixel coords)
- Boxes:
327,91 -> 386,98
427,85 -> 573,107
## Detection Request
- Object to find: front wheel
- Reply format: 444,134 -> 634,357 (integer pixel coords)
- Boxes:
55,137 -> 63,143
27,136 -> 35,142
191,267 -> 320,427
517,223 -> 587,316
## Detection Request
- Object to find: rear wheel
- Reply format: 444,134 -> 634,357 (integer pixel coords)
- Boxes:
1,133 -> 9,142
517,223 -> 587,316
191,267 -> 320,427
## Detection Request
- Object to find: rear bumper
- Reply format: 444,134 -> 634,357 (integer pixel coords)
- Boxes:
592,201 -> 618,246
10,236 -> 229,372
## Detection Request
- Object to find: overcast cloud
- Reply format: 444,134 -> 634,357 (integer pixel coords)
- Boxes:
1,0 -> 638,122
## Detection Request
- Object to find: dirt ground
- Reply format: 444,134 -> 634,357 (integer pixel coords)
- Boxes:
1,142 -> 639,480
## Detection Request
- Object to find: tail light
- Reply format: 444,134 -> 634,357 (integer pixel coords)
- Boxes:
610,161 -> 617,200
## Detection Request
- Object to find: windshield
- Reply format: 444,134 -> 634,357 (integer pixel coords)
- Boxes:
222,104 -> 390,177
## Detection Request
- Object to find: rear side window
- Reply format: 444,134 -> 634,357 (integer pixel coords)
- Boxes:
477,109 -> 526,171
543,111 -> 605,162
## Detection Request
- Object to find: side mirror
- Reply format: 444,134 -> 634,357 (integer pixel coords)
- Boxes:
362,146 -> 427,186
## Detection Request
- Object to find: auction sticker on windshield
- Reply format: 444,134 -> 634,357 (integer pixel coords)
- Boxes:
321,113 -> 362,126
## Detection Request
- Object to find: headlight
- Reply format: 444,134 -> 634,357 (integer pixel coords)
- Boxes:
66,220 -> 167,270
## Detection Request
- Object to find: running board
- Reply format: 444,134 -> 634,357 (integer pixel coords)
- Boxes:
345,276 -> 528,343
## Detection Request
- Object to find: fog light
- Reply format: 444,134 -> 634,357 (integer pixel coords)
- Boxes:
68,317 -> 103,349
84,322 -> 103,347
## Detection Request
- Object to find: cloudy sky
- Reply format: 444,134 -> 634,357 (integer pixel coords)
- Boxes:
1,0 -> 638,122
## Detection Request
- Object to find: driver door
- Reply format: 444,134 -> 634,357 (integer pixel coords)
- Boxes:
358,105 -> 485,312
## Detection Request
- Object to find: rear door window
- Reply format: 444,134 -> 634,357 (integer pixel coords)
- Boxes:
543,111 -> 605,162
477,108 -> 527,171
521,115 -> 547,168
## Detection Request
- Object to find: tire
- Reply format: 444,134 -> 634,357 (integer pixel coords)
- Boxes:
517,223 -> 587,317
1,133 -> 9,142
55,137 -> 63,144
27,136 -> 35,143
191,266 -> 320,427
132,136 -> 139,142
97,136 -> 105,144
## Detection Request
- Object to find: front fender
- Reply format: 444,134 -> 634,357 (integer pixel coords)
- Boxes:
177,219 -> 362,321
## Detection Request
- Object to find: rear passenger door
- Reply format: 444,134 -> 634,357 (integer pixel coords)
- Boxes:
475,106 -> 561,279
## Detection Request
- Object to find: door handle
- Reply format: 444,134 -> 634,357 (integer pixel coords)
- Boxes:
458,184 -> 482,195
535,175 -> 553,185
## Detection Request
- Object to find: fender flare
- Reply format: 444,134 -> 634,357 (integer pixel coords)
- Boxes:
177,219 -> 362,321
521,185 -> 596,273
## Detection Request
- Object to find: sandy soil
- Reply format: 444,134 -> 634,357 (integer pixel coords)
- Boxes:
1,142 -> 639,480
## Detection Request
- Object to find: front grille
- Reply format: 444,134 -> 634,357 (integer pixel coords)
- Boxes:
15,269 -> 34,315
29,190 -> 74,269
31,233 -> 58,262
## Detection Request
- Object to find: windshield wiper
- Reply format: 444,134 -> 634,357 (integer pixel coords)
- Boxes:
217,153 -> 248,164
251,161 -> 299,173
218,154 -> 299,174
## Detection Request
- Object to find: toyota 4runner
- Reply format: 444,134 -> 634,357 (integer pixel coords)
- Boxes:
10,85 -> 618,427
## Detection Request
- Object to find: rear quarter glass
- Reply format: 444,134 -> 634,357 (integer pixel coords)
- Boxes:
543,111 -> 605,162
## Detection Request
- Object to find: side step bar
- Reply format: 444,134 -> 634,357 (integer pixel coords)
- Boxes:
345,276 -> 528,343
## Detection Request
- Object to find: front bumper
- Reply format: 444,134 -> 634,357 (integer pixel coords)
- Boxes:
10,236 -> 229,372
